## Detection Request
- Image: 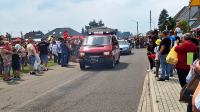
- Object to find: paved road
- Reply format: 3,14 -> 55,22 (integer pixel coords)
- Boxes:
0,49 -> 148,112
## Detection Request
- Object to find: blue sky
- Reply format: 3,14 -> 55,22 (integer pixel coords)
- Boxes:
0,0 -> 189,36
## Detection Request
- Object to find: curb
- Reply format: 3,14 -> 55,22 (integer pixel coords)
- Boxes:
149,72 -> 159,112
137,74 -> 148,112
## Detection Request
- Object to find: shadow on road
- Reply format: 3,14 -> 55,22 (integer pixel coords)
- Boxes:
84,62 -> 129,72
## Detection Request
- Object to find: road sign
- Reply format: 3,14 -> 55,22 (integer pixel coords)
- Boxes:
190,0 -> 200,6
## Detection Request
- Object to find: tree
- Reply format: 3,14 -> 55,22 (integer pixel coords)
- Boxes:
98,20 -> 105,27
168,17 -> 176,31
179,19 -> 190,33
6,33 -> 12,41
158,9 -> 169,31
84,19 -> 106,35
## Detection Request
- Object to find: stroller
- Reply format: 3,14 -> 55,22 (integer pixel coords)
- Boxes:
34,55 -> 45,73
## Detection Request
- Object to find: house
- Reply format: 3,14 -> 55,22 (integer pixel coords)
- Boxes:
45,28 -> 81,38
174,6 -> 200,28
24,31 -> 45,41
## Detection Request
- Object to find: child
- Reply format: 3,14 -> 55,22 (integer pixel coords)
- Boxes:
154,39 -> 161,77
12,48 -> 21,80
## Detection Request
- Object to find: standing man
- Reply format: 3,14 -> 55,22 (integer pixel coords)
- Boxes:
27,38 -> 36,75
158,30 -> 171,81
38,38 -> 50,71
60,38 -> 69,67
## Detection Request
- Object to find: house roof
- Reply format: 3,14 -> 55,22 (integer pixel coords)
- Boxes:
24,31 -> 44,39
174,6 -> 200,28
45,28 -> 81,38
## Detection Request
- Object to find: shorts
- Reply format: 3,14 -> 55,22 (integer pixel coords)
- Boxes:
28,55 -> 35,66
12,64 -> 20,71
40,55 -> 48,64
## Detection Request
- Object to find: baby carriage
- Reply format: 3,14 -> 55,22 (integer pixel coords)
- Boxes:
34,55 -> 45,73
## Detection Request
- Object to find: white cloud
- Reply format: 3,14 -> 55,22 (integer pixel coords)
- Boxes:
0,0 -> 189,36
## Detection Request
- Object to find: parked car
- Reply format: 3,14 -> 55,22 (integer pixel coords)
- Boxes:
79,34 -> 120,70
118,40 -> 132,54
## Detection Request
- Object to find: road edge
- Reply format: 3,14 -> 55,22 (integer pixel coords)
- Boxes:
136,73 -> 147,112
149,72 -> 159,112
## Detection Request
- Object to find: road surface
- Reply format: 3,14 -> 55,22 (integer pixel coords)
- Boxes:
0,49 -> 148,112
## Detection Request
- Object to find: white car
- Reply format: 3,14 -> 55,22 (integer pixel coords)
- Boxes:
118,40 -> 132,54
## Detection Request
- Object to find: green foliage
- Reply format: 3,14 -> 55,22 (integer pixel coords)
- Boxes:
168,17 -> 176,31
179,20 -> 190,33
6,33 -> 12,41
158,9 -> 169,31
85,19 -> 105,30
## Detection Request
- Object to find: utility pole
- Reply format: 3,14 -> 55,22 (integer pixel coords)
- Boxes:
137,21 -> 140,48
150,10 -> 152,31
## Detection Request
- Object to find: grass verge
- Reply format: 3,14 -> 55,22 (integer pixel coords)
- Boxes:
0,60 -> 57,80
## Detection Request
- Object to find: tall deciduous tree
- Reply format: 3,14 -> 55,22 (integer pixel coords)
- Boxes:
179,20 -> 190,33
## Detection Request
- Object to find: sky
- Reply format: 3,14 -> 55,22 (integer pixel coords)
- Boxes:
0,0 -> 189,36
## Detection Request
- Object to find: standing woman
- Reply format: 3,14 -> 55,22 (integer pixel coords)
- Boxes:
147,37 -> 155,72
1,41 -> 13,81
174,34 -> 197,88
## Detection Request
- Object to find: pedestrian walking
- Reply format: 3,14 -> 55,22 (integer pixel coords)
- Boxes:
157,30 -> 171,81
174,34 -> 197,88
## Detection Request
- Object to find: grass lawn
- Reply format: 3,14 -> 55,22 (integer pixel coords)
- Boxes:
0,60 -> 57,80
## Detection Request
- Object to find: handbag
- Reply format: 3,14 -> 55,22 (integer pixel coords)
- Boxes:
166,46 -> 178,65
180,73 -> 200,103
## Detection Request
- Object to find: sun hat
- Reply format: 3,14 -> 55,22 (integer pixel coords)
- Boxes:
155,39 -> 161,46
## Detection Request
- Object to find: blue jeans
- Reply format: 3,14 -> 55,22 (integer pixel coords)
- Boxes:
160,55 -> 170,79
169,64 -> 174,75
61,54 -> 68,66
40,54 -> 48,64
28,55 -> 35,66
4,65 -> 11,76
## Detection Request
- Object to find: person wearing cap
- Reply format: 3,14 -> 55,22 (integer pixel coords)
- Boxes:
158,30 -> 171,81
174,34 -> 197,88
154,39 -> 161,77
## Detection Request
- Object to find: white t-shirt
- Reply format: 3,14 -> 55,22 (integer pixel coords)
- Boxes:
154,46 -> 160,61
175,27 -> 183,38
27,43 -> 36,56
52,44 -> 58,55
